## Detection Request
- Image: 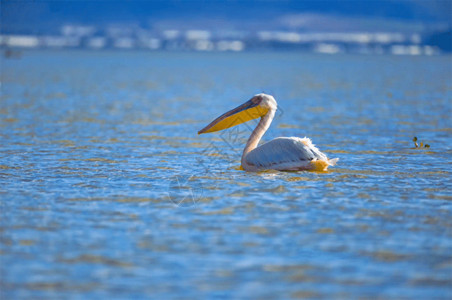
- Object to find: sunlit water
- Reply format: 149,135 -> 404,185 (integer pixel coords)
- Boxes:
1,51 -> 451,299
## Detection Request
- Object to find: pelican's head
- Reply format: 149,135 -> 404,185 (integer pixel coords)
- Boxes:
198,93 -> 277,134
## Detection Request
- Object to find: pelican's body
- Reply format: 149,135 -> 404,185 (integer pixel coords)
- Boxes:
198,94 -> 338,172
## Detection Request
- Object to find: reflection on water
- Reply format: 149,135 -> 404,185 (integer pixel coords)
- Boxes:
1,51 -> 451,299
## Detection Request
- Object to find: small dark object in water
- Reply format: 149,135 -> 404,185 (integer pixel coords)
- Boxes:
4,49 -> 22,59
413,137 -> 430,149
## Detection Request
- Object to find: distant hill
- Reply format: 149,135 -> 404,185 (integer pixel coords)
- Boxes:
425,30 -> 452,52
1,0 -> 451,35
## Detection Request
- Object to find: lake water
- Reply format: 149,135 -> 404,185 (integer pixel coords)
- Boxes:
1,50 -> 451,299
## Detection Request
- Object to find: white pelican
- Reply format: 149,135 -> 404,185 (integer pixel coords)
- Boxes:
198,93 -> 338,172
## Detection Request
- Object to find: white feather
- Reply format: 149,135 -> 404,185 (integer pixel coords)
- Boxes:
245,137 -> 337,171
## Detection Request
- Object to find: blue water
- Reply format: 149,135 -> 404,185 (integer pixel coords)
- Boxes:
1,50 -> 451,299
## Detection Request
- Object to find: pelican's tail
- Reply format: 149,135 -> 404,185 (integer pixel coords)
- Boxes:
310,157 -> 339,171
328,158 -> 339,166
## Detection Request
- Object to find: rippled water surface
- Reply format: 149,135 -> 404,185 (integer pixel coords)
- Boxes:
1,51 -> 452,299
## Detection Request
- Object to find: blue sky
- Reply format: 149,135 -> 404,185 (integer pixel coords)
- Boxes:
2,0 -> 451,34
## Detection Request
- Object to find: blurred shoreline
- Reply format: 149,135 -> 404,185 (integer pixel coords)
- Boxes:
1,26 -> 451,56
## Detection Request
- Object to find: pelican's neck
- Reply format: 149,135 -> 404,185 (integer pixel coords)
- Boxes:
241,109 -> 276,169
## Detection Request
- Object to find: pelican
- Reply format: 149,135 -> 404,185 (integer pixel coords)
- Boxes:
198,93 -> 338,172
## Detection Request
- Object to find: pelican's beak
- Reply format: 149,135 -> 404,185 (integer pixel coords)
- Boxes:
198,98 -> 268,134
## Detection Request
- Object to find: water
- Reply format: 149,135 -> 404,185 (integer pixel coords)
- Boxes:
1,50 -> 451,299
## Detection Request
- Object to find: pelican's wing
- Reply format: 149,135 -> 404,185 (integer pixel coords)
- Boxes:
245,137 -> 337,171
